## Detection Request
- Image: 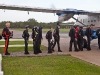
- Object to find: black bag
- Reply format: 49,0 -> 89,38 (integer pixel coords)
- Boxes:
2,30 -> 6,38
83,38 -> 87,48
53,29 -> 56,37
22,31 -> 25,38
0,35 -> 2,40
45,31 -> 49,39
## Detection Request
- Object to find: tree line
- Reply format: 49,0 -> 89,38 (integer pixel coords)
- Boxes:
0,18 -> 75,29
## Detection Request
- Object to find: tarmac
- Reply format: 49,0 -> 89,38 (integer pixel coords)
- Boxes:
1,30 -> 100,67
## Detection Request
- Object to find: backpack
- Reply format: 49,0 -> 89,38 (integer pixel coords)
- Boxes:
69,29 -> 73,37
2,29 -> 6,38
53,29 -> 56,37
46,31 -> 49,39
0,35 -> 2,40
31,32 -> 35,39
22,31 -> 25,38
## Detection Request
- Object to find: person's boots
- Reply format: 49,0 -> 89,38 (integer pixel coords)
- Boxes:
5,52 -> 10,55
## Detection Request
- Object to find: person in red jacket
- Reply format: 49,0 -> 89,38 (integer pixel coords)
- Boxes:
75,26 -> 79,39
69,25 -> 79,52
2,23 -> 12,55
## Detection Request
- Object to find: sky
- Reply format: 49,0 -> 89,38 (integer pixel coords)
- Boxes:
0,0 -> 100,23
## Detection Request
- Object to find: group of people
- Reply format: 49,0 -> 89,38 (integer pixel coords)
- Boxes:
69,24 -> 95,52
1,22 -> 62,55
21,24 -> 62,54
2,22 -> 100,55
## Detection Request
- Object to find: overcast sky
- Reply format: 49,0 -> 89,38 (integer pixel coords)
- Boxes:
0,0 -> 100,22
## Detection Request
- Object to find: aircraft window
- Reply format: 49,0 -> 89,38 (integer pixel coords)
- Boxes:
88,21 -> 90,22
94,20 -> 96,22
91,20 -> 93,22
83,19 -> 84,23
81,19 -> 82,22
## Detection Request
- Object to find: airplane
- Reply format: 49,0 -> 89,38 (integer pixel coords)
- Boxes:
0,4 -> 99,39
0,4 -> 100,26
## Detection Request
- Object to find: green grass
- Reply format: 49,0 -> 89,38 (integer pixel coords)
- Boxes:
2,56 -> 100,75
0,41 -> 47,53
0,29 -> 3,34
0,41 -> 33,45
11,28 -> 70,33
0,45 -> 47,53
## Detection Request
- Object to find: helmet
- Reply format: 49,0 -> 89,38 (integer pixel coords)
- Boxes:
34,26 -> 39,32
80,26 -> 83,29
25,25 -> 29,28
73,25 -> 77,28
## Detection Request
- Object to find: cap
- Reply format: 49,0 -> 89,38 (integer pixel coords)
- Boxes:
25,25 -> 29,28
39,26 -> 43,29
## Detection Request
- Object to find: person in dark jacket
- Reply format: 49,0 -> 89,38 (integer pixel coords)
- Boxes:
85,24 -> 94,50
77,26 -> 84,51
38,26 -> 43,53
96,28 -> 100,49
69,25 -> 79,52
2,23 -> 12,55
33,27 -> 40,54
31,27 -> 36,52
23,25 -> 30,54
47,27 -> 53,53
52,24 -> 62,52
0,35 -> 2,40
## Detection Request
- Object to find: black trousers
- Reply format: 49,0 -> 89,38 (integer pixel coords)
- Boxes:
69,38 -> 78,51
52,38 -> 60,51
24,38 -> 29,53
38,39 -> 42,53
98,38 -> 100,49
48,39 -> 52,53
87,36 -> 91,50
34,39 -> 40,54
77,38 -> 83,50
4,37 -> 9,54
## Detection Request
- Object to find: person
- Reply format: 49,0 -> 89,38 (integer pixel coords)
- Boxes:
77,26 -> 84,51
85,24 -> 94,51
38,26 -> 43,53
2,22 -> 12,55
22,25 -> 30,54
31,27 -> 36,51
96,28 -> 100,49
33,26 -> 40,54
69,25 -> 79,52
52,23 -> 62,52
46,27 -> 53,53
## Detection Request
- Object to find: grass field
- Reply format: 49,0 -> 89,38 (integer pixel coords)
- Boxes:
0,29 -> 2,34
0,41 -> 47,53
0,41 -> 33,45
11,28 -> 70,33
2,56 -> 100,75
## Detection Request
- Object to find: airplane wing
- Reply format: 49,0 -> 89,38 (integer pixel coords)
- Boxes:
0,4 -> 100,16
0,4 -> 62,13
61,9 -> 100,16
